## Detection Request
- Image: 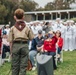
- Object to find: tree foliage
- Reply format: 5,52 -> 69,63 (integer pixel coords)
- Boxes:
44,2 -> 55,10
44,0 -> 75,11
54,0 -> 69,10
0,0 -> 38,24
0,0 -> 75,24
0,4 -> 8,24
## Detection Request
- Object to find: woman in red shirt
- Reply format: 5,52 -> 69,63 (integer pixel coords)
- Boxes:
56,30 -> 63,58
43,31 -> 57,70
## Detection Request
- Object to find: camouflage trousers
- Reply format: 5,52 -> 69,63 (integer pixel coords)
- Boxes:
11,43 -> 29,75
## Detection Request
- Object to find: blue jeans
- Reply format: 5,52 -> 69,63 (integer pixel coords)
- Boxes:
29,50 -> 37,67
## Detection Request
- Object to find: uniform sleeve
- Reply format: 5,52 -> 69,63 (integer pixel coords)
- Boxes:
8,27 -> 14,42
28,28 -> 34,40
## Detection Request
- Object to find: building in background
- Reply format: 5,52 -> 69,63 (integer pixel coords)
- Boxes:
25,9 -> 76,22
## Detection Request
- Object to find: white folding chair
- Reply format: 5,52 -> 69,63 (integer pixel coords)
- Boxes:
3,52 -> 11,62
55,48 -> 58,66
60,50 -> 63,63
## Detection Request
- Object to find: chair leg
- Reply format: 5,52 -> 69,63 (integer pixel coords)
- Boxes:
55,49 -> 58,66
55,49 -> 63,66
60,50 -> 63,63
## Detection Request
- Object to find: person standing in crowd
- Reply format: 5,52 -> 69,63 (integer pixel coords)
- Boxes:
56,30 -> 63,60
53,18 -> 62,32
62,22 -> 67,50
36,21 -> 43,31
0,25 -> 6,65
53,18 -> 65,50
4,25 -> 10,35
2,31 -> 10,61
29,30 -> 44,70
72,21 -> 76,50
54,18 -> 65,40
43,22 -> 53,34
31,22 -> 38,37
64,20 -> 73,51
54,18 -> 65,35
42,31 -> 57,70
8,8 -> 34,75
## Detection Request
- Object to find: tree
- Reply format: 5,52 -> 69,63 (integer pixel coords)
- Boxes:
0,4 -> 8,24
44,2 -> 55,10
44,0 -> 75,10
0,0 -> 38,24
36,7 -> 45,11
54,0 -> 75,10
0,0 -> 17,24
20,0 -> 38,11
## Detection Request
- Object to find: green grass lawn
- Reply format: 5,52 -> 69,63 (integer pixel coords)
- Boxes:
0,51 -> 76,75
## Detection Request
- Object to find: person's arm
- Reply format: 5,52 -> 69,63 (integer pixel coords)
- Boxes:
58,38 -> 63,47
52,36 -> 57,45
37,46 -> 43,51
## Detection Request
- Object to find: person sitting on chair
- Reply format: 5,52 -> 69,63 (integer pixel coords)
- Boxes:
56,30 -> 63,61
29,30 -> 44,70
42,31 -> 57,70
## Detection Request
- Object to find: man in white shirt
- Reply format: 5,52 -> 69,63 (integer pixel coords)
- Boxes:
31,22 -> 38,37
53,18 -> 65,47
53,18 -> 64,32
64,21 -> 73,51
72,22 -> 76,50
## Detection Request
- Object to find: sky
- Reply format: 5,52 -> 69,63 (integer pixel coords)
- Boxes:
33,0 -> 54,8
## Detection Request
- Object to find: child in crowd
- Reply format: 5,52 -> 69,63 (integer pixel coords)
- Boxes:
2,31 -> 10,59
56,30 -> 63,60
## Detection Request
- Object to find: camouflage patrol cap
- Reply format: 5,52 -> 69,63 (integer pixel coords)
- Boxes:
14,8 -> 24,19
